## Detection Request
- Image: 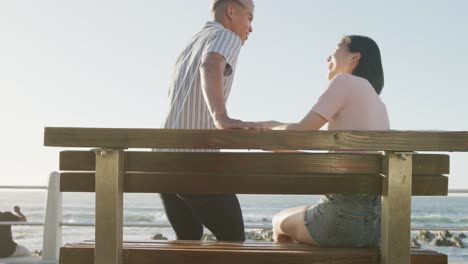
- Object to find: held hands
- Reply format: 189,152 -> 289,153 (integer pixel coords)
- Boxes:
213,118 -> 299,152
214,115 -> 285,130
214,116 -> 250,129
214,116 -> 270,130
253,121 -> 285,130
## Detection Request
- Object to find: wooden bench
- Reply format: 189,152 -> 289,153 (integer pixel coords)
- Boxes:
43,127 -> 468,264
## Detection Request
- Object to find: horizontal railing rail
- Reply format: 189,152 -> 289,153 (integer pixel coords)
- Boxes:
2,222 -> 468,232
448,189 -> 468,194
0,221 -> 45,226
2,185 -> 467,193
0,185 -> 48,189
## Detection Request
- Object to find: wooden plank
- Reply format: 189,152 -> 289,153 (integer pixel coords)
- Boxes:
59,151 -> 449,175
80,240 -> 378,251
79,240 -> 381,253
44,127 -> 468,151
70,240 -> 447,255
76,240 -> 439,254
412,154 -> 449,175
59,172 -> 448,196
381,152 -> 413,264
60,246 -> 379,264
59,243 -> 447,264
94,149 -> 124,264
61,151 -> 382,174
412,175 -> 448,196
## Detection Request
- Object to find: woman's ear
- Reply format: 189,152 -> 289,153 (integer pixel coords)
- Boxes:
351,52 -> 361,62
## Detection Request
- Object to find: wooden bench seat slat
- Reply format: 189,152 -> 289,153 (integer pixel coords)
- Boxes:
77,242 -> 379,253
59,242 -> 447,264
77,240 -> 424,252
69,241 -> 448,259
59,151 -> 449,175
59,172 -> 448,195
44,127 -> 468,151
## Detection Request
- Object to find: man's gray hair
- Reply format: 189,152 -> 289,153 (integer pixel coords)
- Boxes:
210,0 -> 249,13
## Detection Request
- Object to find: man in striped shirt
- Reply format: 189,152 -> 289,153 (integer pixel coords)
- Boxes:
160,0 -> 256,241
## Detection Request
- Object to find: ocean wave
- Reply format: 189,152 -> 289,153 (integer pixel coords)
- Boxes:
61,212 -> 168,223
24,212 -> 45,218
124,214 -> 157,223
411,215 -> 454,223
62,213 -> 95,223
243,214 -> 271,223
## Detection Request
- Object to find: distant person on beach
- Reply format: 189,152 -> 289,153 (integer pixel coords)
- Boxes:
0,206 -> 32,258
160,0 -> 260,241
261,35 -> 387,247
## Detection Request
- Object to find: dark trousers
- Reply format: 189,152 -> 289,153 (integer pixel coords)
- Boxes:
160,193 -> 245,241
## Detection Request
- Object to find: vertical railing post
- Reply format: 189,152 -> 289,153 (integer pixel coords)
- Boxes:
42,171 -> 62,263
380,151 -> 413,264
95,149 -> 124,264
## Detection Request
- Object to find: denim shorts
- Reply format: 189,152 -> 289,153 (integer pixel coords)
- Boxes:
304,194 -> 381,248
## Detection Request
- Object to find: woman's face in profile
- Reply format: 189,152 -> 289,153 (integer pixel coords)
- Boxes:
327,42 -> 354,80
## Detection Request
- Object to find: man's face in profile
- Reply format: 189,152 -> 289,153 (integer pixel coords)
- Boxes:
229,0 -> 254,45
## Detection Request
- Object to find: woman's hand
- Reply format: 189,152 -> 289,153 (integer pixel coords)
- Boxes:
247,121 -> 284,130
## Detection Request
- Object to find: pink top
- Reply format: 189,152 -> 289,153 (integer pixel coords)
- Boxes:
312,73 -> 390,131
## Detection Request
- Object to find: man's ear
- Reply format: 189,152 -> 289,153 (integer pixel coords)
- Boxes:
226,5 -> 234,18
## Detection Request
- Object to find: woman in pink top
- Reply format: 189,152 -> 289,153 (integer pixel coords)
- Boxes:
269,35 -> 388,247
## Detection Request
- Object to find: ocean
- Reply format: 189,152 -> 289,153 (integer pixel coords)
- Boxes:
1,191 -> 467,261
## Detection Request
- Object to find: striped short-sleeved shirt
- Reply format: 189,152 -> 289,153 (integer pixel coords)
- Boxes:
163,21 -> 242,130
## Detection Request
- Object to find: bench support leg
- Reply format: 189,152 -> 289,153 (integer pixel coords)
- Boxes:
381,152 -> 413,264
95,149 -> 124,264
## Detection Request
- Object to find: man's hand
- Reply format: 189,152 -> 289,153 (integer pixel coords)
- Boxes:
214,117 -> 275,130
214,116 -> 248,129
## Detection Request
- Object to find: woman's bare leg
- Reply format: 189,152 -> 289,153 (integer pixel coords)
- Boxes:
272,206 -> 319,246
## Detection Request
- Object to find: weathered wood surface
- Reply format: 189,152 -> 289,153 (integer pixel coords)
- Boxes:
44,127 -> 468,151
380,153 -> 412,264
59,151 -> 449,175
58,151 -> 449,195
94,150 -> 124,264
59,241 -> 447,264
59,172 -> 448,195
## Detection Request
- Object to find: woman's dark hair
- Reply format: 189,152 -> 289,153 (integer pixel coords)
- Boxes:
342,35 -> 384,94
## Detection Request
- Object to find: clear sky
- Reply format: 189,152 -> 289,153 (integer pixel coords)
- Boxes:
0,0 -> 467,188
